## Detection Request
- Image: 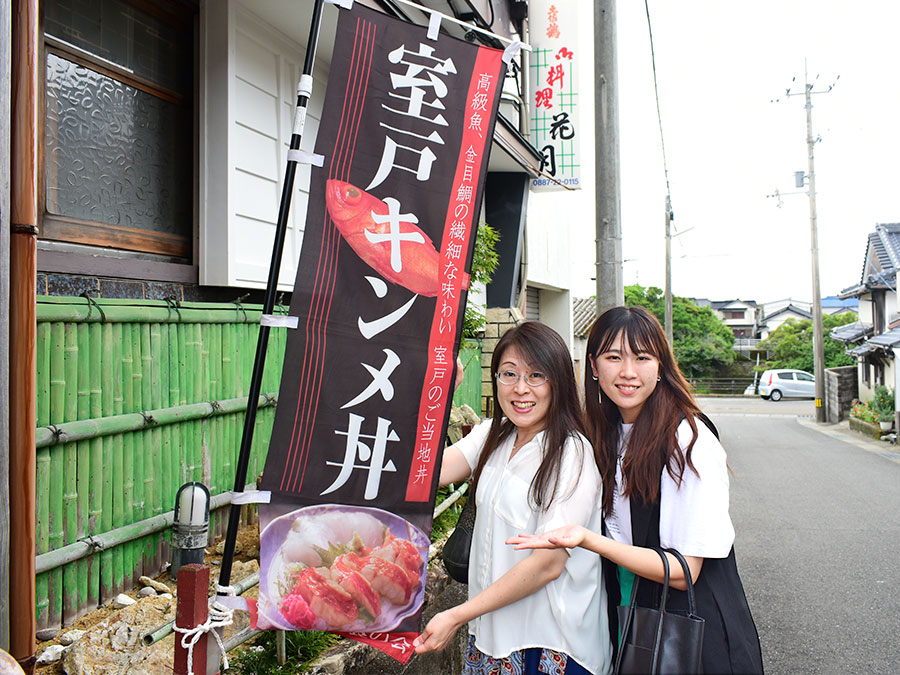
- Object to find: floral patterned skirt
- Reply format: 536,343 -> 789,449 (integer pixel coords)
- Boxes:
463,634 -> 591,675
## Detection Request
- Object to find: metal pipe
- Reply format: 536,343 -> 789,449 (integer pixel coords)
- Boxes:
9,0 -> 39,660
34,485 -> 256,575
35,393 -> 278,448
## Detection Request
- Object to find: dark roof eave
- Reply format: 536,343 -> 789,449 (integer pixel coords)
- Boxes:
493,114 -> 544,177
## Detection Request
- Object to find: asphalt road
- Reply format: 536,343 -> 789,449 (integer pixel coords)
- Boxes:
696,397 -> 900,674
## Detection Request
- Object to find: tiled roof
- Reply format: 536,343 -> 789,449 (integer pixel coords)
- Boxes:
830,321 -> 872,343
867,326 -> 900,348
572,297 -> 597,338
763,304 -> 812,321
848,343 -> 876,357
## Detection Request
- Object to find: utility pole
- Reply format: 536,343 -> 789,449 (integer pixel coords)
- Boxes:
594,0 -> 623,316
782,62 -> 835,423
664,195 -> 673,345
804,69 -> 826,422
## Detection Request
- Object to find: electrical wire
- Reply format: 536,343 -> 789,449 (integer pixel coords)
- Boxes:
644,0 -> 670,199
644,0 -> 685,257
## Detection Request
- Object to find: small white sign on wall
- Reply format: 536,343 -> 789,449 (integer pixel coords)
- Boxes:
528,0 -> 581,192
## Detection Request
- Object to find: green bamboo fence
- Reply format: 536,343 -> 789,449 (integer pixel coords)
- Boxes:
34,296 -> 287,633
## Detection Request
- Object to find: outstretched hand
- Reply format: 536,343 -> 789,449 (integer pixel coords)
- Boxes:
506,525 -> 586,551
413,608 -> 464,654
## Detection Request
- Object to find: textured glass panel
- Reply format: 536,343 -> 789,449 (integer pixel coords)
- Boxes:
44,0 -> 186,94
45,52 -> 191,236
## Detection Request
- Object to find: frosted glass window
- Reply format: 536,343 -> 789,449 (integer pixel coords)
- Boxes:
41,0 -> 194,257
45,52 -> 191,235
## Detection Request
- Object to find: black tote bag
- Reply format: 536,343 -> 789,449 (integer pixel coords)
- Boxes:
615,548 -> 705,675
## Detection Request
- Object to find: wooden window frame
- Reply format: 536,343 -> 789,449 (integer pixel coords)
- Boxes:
39,0 -> 197,261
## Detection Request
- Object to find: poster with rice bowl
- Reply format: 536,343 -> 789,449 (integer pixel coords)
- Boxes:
258,504 -> 429,633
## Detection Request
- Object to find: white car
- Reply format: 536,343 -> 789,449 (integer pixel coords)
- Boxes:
757,369 -> 815,401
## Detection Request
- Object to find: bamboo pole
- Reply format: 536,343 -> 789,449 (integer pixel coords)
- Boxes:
157,322 -> 172,563
63,324 -> 79,625
48,322 -> 65,631
111,323 -> 125,595
100,323 -> 116,603
34,485 -> 254,574
120,323 -> 136,588
149,321 -> 163,573
35,322 -> 51,630
76,322 -> 90,616
88,322 -> 103,609
37,302 -> 269,324
131,324 -> 146,584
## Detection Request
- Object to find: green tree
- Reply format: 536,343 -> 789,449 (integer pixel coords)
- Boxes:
623,284 -> 735,377
757,312 -> 856,372
462,221 -> 499,340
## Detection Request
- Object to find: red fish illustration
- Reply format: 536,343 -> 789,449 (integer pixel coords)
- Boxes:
325,179 -> 470,297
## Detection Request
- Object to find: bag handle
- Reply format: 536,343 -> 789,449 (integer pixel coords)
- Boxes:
613,547 -> 671,675
662,547 -> 698,615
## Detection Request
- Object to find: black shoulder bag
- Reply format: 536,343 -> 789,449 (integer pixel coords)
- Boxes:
615,547 -> 705,675
442,492 -> 475,584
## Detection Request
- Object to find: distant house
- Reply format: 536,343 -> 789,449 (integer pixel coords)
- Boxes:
758,303 -> 812,340
822,295 -> 859,317
693,299 -> 761,338
834,223 -> 900,400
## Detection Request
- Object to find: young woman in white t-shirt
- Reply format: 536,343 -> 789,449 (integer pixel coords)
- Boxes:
413,321 -> 612,675
510,307 -> 763,674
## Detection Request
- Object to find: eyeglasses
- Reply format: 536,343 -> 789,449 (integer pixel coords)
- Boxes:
495,369 -> 549,387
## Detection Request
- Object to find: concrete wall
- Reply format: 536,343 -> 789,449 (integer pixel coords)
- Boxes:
825,365 -> 858,423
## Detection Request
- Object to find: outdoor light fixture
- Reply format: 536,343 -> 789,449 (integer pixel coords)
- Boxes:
171,481 -> 210,577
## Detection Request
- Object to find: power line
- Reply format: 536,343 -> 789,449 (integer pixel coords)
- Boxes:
643,0 -> 671,198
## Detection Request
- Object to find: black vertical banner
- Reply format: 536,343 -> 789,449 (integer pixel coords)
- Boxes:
256,4 -> 507,661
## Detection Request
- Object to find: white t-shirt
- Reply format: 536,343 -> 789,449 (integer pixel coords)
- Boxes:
604,418 -> 734,558
455,419 -> 612,675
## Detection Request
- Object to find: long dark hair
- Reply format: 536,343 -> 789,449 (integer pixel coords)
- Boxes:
584,306 -> 702,516
471,321 -> 587,510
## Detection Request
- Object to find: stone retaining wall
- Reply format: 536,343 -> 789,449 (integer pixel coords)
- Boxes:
825,365 -> 858,423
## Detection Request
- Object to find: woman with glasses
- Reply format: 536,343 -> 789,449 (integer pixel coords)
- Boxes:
414,321 -> 612,675
510,307 -> 763,674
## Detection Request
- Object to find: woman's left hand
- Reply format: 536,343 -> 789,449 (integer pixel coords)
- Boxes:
506,524 -> 587,551
413,608 -> 465,654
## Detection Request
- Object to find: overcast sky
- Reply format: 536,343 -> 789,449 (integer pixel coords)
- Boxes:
553,0 -> 900,305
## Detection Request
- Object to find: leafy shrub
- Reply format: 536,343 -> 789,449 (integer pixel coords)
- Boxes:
871,385 -> 895,423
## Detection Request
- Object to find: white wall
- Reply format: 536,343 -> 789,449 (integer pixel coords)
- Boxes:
200,0 -> 326,289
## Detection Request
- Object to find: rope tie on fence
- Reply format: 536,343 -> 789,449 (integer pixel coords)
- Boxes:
174,600 -> 234,672
48,425 -> 65,444
140,411 -> 158,427
80,291 -> 106,322
262,393 -> 277,407
164,295 -> 182,322
204,400 -> 224,419
83,535 -> 104,552
232,294 -> 250,322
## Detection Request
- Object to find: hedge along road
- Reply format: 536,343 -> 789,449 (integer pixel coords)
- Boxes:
698,396 -> 900,674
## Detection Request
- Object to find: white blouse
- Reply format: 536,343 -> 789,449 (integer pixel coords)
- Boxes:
455,419 -> 612,675
604,418 -> 735,558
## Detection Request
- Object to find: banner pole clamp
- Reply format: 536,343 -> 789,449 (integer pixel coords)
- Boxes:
285,150 -> 324,167
427,11 -> 441,41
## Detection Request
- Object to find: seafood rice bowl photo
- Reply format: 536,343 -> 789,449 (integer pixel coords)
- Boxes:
258,504 -> 430,633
